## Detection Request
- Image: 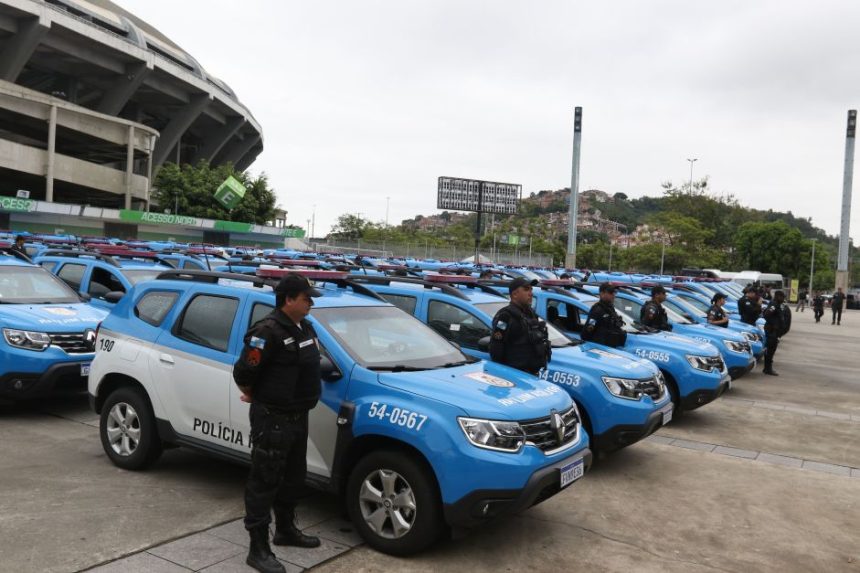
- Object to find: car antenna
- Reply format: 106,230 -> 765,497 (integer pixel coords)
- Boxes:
202,243 -> 212,271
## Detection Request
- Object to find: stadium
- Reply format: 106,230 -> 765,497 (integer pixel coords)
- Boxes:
0,0 -> 275,242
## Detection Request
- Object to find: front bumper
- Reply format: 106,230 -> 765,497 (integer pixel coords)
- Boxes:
592,401 -> 673,452
0,361 -> 90,400
443,448 -> 593,528
728,357 -> 756,380
680,375 -> 730,412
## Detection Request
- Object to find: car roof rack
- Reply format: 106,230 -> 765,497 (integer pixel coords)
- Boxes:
155,269 -> 387,302
37,249 -> 119,266
347,274 -> 506,301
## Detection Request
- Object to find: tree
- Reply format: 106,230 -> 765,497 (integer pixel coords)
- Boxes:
153,161 -> 277,224
329,214 -> 372,240
734,221 -> 807,276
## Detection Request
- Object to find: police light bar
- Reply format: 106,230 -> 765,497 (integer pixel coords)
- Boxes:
425,273 -> 477,284
540,279 -> 577,287
255,268 -> 348,281
0,241 -> 10,248
377,264 -> 407,271
86,242 -> 127,250
265,257 -> 322,267
94,247 -> 158,258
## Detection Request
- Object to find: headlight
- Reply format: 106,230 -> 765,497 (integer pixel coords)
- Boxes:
3,328 -> 51,351
458,417 -> 524,453
602,376 -> 644,400
686,354 -> 714,371
742,332 -> 761,342
723,340 -> 747,353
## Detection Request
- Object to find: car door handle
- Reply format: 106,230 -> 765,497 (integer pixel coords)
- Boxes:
159,353 -> 174,364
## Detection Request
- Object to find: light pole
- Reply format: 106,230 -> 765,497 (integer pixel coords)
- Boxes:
808,239 -> 816,294
687,157 -> 698,193
385,196 -> 390,227
659,236 -> 666,275
608,241 -> 614,271
311,204 -> 316,239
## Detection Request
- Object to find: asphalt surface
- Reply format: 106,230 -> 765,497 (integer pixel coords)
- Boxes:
0,309 -> 858,572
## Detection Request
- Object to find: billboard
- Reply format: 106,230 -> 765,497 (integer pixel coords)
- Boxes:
437,177 -> 520,214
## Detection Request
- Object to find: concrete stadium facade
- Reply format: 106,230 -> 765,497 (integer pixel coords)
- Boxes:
0,0 -> 263,209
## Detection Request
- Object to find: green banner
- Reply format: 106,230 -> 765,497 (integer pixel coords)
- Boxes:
119,209 -> 199,226
281,228 -> 306,238
0,196 -> 36,212
214,176 -> 246,210
213,220 -> 253,233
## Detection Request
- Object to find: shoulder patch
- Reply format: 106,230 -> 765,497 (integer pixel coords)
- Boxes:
249,336 -> 266,349
245,347 -> 262,367
496,320 -> 508,331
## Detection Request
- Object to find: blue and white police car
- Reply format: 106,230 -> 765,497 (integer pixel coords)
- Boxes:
87,269 -> 592,555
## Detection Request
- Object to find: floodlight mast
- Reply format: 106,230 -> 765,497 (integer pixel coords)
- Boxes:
565,107 -> 582,270
836,109 -> 856,293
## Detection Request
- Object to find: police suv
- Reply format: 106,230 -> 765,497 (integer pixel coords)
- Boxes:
0,249 -> 106,400
88,269 -> 592,555
354,274 -> 674,454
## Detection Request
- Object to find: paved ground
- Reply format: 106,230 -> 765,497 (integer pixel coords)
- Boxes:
0,310 -> 858,572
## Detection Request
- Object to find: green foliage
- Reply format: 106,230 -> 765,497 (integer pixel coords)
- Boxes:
734,221 -> 808,276
153,161 -> 277,224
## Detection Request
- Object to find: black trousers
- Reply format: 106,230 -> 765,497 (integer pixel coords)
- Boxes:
814,308 -> 824,322
244,403 -> 309,530
832,307 -> 843,324
764,334 -> 779,372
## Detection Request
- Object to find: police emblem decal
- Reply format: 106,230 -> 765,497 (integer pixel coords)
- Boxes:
245,348 -> 262,366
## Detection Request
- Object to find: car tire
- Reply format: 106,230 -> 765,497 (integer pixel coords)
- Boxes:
99,386 -> 163,470
346,450 -> 443,555
660,369 -> 683,417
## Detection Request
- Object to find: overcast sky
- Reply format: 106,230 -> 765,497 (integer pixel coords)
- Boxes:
120,0 -> 860,238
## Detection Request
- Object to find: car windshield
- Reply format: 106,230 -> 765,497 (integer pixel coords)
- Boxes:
0,266 -> 81,303
474,301 -> 578,347
676,295 -> 711,314
665,298 -> 706,319
122,269 -> 165,285
312,306 -> 470,370
592,301 -> 649,333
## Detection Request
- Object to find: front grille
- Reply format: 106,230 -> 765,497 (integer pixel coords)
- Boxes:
49,332 -> 91,354
704,355 -> 725,372
636,375 -> 666,401
739,341 -> 751,353
520,406 -> 579,453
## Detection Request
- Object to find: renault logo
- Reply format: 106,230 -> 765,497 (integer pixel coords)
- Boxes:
84,329 -> 97,352
549,410 -> 565,445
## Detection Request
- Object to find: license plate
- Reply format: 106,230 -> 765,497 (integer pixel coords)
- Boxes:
560,458 -> 584,489
80,363 -> 91,376
662,407 -> 673,426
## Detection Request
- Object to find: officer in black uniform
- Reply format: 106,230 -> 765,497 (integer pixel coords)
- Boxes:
738,288 -> 762,326
761,290 -> 786,376
640,285 -> 672,331
581,282 -> 627,348
831,287 -> 846,325
707,293 -> 729,327
9,235 -> 30,261
234,273 -> 323,573
812,291 -> 825,323
489,277 -> 551,375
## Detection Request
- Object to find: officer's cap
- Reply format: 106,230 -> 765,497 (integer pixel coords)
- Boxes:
651,285 -> 666,296
274,273 -> 322,298
712,292 -> 726,303
508,277 -> 538,293
599,282 -> 616,294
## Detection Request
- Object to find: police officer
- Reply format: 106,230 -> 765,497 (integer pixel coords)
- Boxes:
9,235 -> 29,261
489,277 -> 551,375
707,293 -> 729,327
234,273 -> 323,573
831,287 -> 846,325
581,282 -> 627,348
812,291 -> 825,323
761,290 -> 787,376
738,288 -> 762,326
640,285 -> 672,331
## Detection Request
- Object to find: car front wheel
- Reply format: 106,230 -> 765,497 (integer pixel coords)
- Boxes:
99,386 -> 162,470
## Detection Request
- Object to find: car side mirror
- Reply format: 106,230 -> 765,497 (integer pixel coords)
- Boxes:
320,356 -> 342,382
103,291 -> 125,303
78,292 -> 92,302
477,335 -> 491,351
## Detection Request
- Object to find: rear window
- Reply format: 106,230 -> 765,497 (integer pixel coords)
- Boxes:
135,291 -> 179,327
175,294 -> 238,352
379,293 -> 417,315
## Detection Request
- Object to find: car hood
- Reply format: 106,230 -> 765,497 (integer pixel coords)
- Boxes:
675,323 -> 745,342
552,344 -> 658,378
632,331 -> 720,357
378,361 -> 572,420
0,303 -> 108,331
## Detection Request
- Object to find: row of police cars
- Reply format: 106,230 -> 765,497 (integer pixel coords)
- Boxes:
0,232 -> 772,555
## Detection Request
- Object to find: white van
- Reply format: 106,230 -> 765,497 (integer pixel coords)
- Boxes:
733,271 -> 784,289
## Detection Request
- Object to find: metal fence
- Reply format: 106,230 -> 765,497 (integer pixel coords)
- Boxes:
311,239 -> 554,267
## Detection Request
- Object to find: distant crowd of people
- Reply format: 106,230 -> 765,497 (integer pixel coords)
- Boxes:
792,287 -> 847,325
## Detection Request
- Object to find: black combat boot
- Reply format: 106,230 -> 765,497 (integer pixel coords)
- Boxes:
763,369 -> 779,376
272,508 -> 321,548
246,525 -> 285,573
